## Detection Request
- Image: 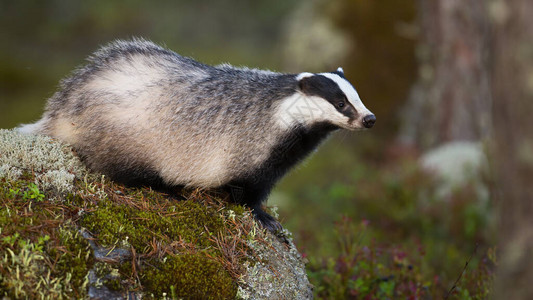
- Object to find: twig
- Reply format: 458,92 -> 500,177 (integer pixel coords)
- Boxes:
444,243 -> 479,299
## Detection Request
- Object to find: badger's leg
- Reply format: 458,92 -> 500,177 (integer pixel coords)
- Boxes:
252,205 -> 283,233
226,182 -> 282,232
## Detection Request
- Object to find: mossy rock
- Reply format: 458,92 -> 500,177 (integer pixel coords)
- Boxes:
0,129 -> 312,299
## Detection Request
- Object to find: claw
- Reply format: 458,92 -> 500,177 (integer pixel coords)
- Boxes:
253,208 -> 283,233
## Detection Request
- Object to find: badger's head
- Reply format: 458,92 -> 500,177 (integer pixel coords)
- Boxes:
277,68 -> 375,130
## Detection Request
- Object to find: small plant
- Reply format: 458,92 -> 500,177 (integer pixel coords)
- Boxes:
34,235 -> 50,252
7,187 -> 20,198
22,183 -> 45,201
307,216 -> 496,299
2,233 -> 20,247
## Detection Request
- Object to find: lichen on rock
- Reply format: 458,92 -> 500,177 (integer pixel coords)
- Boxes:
237,230 -> 313,300
0,129 -> 312,299
0,129 -> 87,196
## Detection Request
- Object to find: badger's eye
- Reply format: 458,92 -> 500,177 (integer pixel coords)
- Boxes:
338,102 -> 345,108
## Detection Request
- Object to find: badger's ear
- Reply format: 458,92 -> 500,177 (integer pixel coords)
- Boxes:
332,67 -> 345,78
297,72 -> 315,93
297,73 -> 316,94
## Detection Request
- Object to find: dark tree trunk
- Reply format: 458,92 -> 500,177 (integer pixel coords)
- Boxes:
491,0 -> 533,297
401,0 -> 533,295
399,0 -> 492,150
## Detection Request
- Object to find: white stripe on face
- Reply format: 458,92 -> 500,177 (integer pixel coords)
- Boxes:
318,72 -> 372,116
275,93 -> 351,130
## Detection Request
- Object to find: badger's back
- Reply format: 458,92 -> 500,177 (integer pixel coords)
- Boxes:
30,39 -> 297,188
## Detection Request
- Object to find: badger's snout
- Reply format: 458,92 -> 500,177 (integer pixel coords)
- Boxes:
362,114 -> 376,128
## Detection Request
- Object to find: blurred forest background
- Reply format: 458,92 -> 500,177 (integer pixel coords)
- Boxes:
1,0 -> 532,298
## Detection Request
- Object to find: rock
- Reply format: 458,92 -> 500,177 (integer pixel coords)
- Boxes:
0,129 -> 312,299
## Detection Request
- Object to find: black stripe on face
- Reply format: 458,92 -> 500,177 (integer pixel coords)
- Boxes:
298,74 -> 358,120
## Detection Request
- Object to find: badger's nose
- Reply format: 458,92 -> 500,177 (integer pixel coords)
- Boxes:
363,114 -> 376,128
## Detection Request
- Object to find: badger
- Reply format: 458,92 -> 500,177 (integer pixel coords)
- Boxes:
19,38 -> 376,232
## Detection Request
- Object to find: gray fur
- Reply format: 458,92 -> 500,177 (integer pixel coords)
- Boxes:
20,38 -> 374,231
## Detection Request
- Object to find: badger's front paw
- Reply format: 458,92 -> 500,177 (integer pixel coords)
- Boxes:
253,207 -> 283,233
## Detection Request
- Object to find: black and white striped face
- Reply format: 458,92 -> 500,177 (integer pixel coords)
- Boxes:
276,68 -> 375,130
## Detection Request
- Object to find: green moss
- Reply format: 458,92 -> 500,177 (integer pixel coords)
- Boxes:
105,277 -> 123,291
0,228 -> 92,299
1,130 -> 277,297
80,196 -> 225,253
50,226 -> 94,290
0,176 -> 93,298
77,185 -> 256,296
227,203 -> 247,216
142,253 -> 236,299
93,262 -> 123,291
1,144 -> 262,298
